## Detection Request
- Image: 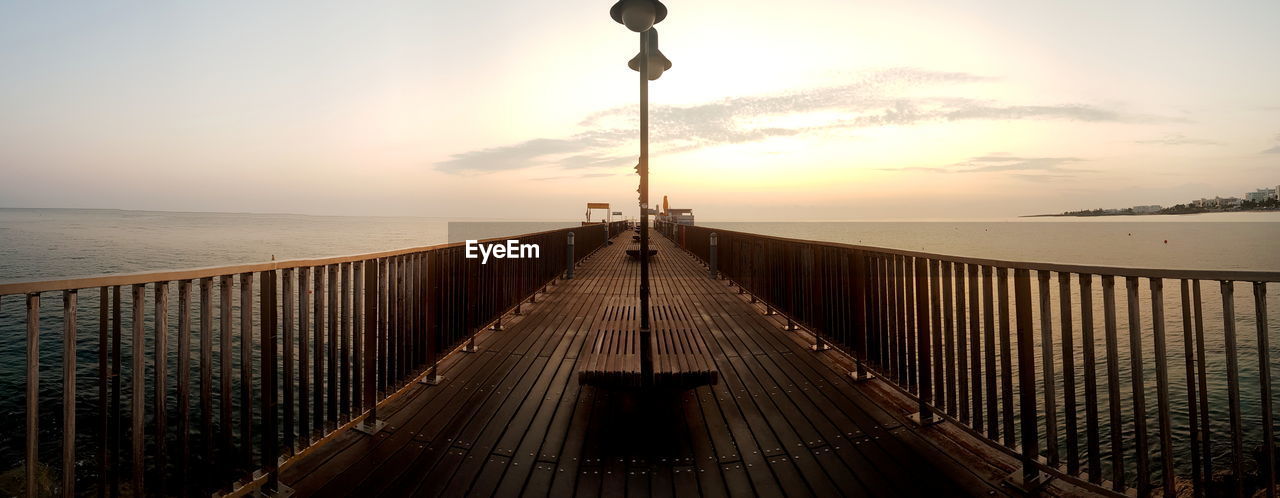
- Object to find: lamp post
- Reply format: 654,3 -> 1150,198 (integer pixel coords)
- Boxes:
611,0 -> 669,386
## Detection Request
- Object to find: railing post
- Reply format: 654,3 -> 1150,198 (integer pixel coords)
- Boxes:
356,259 -> 386,434
26,293 -> 40,498
1255,282 -> 1276,498
908,258 -> 939,426
259,270 -> 291,496
419,254 -> 445,386
62,290 -> 77,498
851,253 -> 875,382
1005,268 -> 1050,492
566,232 -> 575,280
709,232 -> 718,279
131,284 -> 145,495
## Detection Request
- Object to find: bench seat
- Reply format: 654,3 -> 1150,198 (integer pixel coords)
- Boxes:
579,328 -> 718,389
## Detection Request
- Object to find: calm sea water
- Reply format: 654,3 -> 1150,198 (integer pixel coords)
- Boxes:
0,209 -> 1277,489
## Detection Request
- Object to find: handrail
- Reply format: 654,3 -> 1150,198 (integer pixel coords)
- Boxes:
3,223 -> 611,496
0,224 -> 596,296
657,220 -> 1278,497
678,223 -> 1280,282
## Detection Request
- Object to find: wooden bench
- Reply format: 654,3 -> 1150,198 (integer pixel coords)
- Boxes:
579,328 -> 717,389
652,329 -> 718,388
579,329 -> 643,388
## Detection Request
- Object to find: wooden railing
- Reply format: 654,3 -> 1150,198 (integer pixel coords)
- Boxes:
658,221 -> 1280,497
0,224 -> 609,497
606,220 -> 630,238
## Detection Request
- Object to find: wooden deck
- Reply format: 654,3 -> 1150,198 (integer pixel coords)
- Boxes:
279,230 -> 980,497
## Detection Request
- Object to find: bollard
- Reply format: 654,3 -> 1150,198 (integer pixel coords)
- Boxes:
566,232 -> 575,280
709,233 -> 718,279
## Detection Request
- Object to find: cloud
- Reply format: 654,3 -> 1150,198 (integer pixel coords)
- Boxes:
433,67 -> 1167,174
532,172 -> 619,182
953,155 -> 1085,173
1264,133 -> 1280,154
1135,133 -> 1220,146
944,104 -> 1125,122
878,154 -> 1091,181
434,130 -> 632,174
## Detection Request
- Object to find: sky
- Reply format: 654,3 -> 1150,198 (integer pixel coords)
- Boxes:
0,0 -> 1277,220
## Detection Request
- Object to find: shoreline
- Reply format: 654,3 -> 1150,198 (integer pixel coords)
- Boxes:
1022,208 -> 1280,218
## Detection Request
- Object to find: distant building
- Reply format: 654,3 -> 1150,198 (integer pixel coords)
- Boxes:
1132,205 -> 1162,214
1246,187 -> 1278,202
1194,196 -> 1242,208
658,208 -> 695,226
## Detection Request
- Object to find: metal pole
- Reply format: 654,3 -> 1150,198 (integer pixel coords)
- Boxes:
709,233 -> 718,279
638,29 -> 653,387
566,232 -> 575,279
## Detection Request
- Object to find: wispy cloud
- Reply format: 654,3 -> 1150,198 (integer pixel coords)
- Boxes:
877,154 -> 1091,182
1135,133 -> 1219,146
434,67 -> 1168,174
532,172 -> 619,182
1263,133 -> 1280,154
953,155 -> 1086,173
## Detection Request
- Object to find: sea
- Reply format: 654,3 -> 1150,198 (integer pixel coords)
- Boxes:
0,208 -> 1277,489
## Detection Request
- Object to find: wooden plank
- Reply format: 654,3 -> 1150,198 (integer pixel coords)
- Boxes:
328,264 -> 339,424
177,280 -> 192,488
198,275 -> 211,481
132,284 -> 145,495
1124,277 -> 1150,496
1059,272 -> 1079,475
219,276 -> 233,484
1221,281 -> 1244,497
283,269 -> 295,453
341,262 -> 351,420
1080,274 -> 1102,483
154,281 -> 169,490
982,266 -> 997,440
276,230 -> 976,497
955,263 -> 969,424
1101,275 -> 1124,491
111,285 -> 122,496
98,286 -> 110,496
239,272 -> 254,476
24,293 -> 39,497
1150,278 -> 1176,496
314,265 -> 325,434
299,267 -> 311,446
61,291 -> 76,497
997,267 -> 1014,447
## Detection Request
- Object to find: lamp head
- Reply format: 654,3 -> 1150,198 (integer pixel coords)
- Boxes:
610,0 -> 668,33
628,28 -> 672,80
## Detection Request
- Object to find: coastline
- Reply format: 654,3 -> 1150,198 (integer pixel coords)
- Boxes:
1022,207 -> 1280,218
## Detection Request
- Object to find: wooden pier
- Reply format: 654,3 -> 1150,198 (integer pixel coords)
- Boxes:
4,220 -> 1278,497
277,230 -> 973,496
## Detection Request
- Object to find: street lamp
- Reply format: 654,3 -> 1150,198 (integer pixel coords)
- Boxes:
610,0 -> 668,32
611,0 -> 669,387
628,29 -> 672,81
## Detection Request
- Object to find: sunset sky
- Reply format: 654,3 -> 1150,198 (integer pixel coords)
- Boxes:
1,1 -> 1277,220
